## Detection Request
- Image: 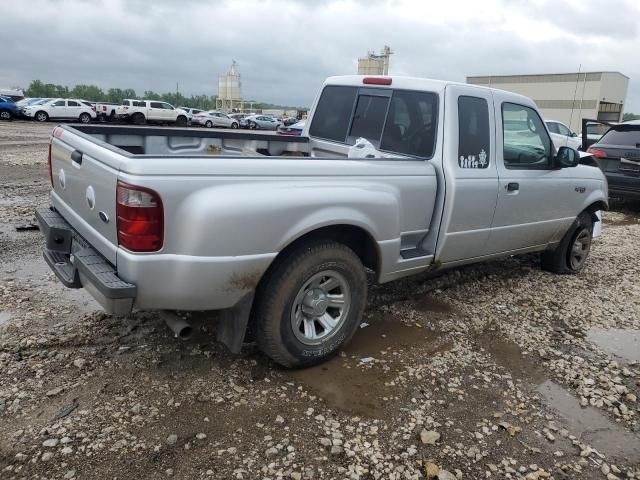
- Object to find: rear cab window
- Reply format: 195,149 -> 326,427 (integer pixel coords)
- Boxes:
458,96 -> 490,168
309,85 -> 438,159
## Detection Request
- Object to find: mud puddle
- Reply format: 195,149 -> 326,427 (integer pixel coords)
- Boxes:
538,380 -> 640,463
414,294 -> 456,314
587,327 -> 640,363
483,334 -> 640,462
1,255 -> 99,313
289,312 -> 448,417
0,311 -> 11,326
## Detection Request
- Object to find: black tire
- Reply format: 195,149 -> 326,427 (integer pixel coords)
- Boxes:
253,240 -> 367,368
79,113 -> 91,124
231,122 -> 239,129
132,112 -> 145,125
175,115 -> 187,127
35,111 -> 48,122
541,212 -> 593,274
0,109 -> 11,120
205,120 -> 213,128
249,121 -> 257,130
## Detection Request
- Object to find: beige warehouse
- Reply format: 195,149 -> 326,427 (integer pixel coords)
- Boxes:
467,72 -> 629,133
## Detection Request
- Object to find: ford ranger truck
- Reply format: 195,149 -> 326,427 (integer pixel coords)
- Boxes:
36,75 -> 608,367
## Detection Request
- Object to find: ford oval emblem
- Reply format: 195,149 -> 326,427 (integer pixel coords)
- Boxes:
86,186 -> 96,210
58,168 -> 66,189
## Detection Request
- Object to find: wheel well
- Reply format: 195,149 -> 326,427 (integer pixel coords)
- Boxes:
274,225 -> 380,274
585,201 -> 607,224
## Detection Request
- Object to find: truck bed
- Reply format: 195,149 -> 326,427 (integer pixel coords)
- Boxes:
70,124 -> 311,157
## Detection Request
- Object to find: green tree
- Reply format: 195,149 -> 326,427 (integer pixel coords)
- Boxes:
623,112 -> 640,121
70,84 -> 105,101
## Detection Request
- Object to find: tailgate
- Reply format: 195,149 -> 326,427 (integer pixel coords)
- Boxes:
50,127 -> 123,265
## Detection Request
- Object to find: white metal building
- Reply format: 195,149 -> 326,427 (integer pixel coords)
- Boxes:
466,72 -> 629,132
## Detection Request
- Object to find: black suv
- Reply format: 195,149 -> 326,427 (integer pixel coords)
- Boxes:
588,122 -> 640,200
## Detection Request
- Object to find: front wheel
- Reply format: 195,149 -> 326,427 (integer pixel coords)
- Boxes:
35,111 -> 48,122
79,113 -> 91,123
205,120 -> 213,128
541,212 -> 593,274
231,122 -> 239,129
175,115 -> 187,126
0,110 -> 11,120
253,240 -> 367,368
249,121 -> 257,129
132,112 -> 145,125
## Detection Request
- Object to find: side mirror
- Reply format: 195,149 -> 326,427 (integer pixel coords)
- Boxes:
556,146 -> 579,168
570,132 -> 578,137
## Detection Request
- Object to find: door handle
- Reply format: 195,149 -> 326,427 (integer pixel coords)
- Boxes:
506,182 -> 519,192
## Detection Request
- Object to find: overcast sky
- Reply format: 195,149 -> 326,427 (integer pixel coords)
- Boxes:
2,0 -> 638,110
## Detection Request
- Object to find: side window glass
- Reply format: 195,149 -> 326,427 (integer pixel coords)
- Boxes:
150,102 -> 163,109
53,100 -> 65,106
458,96 -> 490,169
557,123 -> 571,136
546,122 -> 559,134
502,103 -> 552,169
68,100 -> 80,107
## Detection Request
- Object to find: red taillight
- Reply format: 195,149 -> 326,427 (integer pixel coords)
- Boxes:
587,147 -> 606,158
47,143 -> 53,186
363,77 -> 392,85
91,106 -> 96,112
116,182 -> 164,252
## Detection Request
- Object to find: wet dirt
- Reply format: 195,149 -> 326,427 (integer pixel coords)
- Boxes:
538,380 -> 640,463
414,294 -> 456,314
587,327 -> 640,363
289,311 -> 449,417
482,333 -> 640,464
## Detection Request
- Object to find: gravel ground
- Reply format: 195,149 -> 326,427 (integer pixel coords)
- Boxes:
1,121 -> 640,480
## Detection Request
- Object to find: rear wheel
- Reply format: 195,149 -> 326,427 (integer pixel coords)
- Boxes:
231,122 -> 239,129
132,112 -> 145,125
541,212 -> 593,274
35,111 -> 48,122
79,113 -> 91,124
253,240 -> 367,368
205,120 -> 213,128
0,110 -> 11,120
175,115 -> 187,126
249,121 -> 257,129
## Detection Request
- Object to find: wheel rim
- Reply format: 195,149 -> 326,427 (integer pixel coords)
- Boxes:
0,111 -> 9,119
206,121 -> 212,128
80,114 -> 89,123
37,113 -> 46,121
290,270 -> 351,345
569,227 -> 591,270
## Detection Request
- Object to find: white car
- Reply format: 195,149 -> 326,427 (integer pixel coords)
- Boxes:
191,111 -> 239,128
545,120 -> 582,150
115,99 -> 188,125
23,98 -> 96,123
245,114 -> 278,130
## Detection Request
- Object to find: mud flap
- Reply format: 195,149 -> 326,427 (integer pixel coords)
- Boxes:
216,293 -> 254,354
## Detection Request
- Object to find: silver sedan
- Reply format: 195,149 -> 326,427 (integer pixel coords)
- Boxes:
245,115 -> 278,130
191,111 -> 239,128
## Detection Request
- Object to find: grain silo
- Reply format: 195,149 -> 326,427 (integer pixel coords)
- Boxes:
216,60 -> 244,112
357,46 -> 392,75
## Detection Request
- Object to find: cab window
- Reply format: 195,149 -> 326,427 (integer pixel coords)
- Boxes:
458,96 -> 490,168
502,103 -> 552,169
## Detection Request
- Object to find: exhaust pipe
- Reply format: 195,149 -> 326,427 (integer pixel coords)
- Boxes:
161,311 -> 193,340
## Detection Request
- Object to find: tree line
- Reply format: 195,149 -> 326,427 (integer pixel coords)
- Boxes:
24,80 -> 304,111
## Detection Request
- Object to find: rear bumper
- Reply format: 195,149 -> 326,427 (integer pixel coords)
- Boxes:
605,173 -> 640,199
36,207 -> 136,315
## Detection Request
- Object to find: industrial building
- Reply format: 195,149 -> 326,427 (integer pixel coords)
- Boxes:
216,60 -> 244,112
357,46 -> 392,76
467,72 -> 629,132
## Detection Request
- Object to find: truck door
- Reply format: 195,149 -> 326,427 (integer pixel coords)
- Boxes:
437,85 -> 499,263
487,95 -> 574,254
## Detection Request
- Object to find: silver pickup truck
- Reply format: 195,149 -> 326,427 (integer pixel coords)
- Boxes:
36,75 -> 608,367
